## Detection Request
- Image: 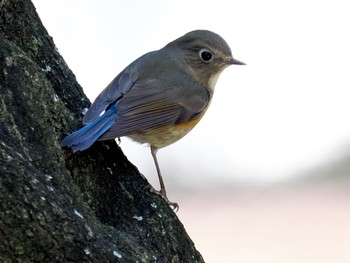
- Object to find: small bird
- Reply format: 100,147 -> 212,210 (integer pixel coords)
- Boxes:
61,30 -> 244,210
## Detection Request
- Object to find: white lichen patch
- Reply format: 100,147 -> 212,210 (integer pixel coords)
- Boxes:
41,65 -> 52,73
45,174 -> 53,181
74,209 -> 84,219
82,108 -> 89,115
132,215 -> 143,221
5,56 -> 15,67
52,94 -> 59,102
113,250 -> 122,258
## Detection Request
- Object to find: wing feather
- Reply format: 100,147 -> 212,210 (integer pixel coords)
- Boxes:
98,76 -> 209,140
83,69 -> 139,124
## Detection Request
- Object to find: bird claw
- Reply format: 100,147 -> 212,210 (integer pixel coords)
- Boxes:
148,185 -> 179,212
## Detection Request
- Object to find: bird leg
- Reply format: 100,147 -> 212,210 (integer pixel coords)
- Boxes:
150,146 -> 179,211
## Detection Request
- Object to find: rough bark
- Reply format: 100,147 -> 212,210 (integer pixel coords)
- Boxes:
0,0 -> 204,262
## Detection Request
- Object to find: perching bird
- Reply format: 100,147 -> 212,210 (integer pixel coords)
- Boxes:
61,30 -> 245,210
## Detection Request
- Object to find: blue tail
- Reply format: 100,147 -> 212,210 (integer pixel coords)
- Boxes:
60,105 -> 117,152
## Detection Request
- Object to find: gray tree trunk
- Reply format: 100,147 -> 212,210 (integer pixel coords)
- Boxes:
0,1 -> 204,262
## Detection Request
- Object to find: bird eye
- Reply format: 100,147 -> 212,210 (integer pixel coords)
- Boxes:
199,49 -> 213,63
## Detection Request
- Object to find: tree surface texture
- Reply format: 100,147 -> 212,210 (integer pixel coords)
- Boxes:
0,1 -> 204,262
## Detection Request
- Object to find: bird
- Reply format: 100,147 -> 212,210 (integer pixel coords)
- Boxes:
60,30 -> 245,210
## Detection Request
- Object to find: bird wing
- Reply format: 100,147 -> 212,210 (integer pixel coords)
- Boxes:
98,74 -> 210,140
82,67 -> 140,124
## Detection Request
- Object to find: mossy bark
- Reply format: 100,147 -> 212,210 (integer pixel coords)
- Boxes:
0,0 -> 204,262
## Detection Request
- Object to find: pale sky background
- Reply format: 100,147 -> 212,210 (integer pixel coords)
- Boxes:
33,0 -> 350,188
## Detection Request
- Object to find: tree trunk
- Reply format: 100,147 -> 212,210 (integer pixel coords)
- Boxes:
0,1 -> 204,262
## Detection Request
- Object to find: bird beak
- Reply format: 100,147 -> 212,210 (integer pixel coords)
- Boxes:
228,57 -> 246,65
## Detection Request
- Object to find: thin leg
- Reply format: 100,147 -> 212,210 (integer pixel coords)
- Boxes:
150,146 -> 179,211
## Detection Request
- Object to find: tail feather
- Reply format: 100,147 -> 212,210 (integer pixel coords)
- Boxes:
60,106 -> 117,152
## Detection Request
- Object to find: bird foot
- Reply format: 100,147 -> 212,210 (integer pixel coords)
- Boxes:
148,185 -> 179,212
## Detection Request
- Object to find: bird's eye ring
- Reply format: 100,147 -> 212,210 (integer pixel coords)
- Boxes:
199,49 -> 213,63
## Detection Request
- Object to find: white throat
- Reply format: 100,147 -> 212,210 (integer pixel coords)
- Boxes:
207,71 -> 223,94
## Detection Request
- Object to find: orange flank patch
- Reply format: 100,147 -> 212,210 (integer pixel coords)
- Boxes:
175,110 -> 207,130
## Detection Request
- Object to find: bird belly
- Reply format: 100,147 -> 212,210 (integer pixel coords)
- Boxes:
128,113 -> 205,148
